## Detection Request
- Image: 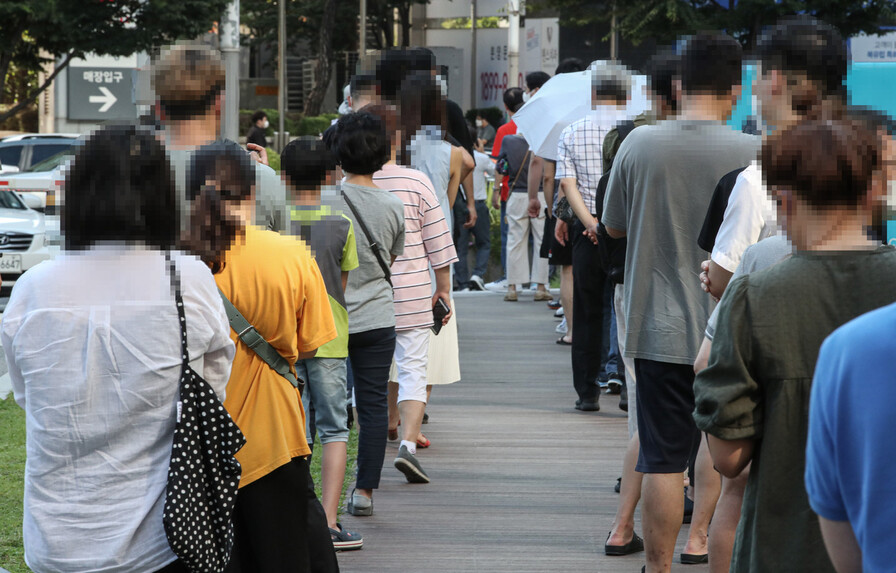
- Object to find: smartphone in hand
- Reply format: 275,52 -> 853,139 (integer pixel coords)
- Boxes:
431,297 -> 451,335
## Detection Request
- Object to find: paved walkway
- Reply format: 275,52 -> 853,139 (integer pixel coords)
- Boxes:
338,292 -> 708,573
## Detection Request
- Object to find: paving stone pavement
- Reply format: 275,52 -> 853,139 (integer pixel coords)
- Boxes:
336,292 -> 709,573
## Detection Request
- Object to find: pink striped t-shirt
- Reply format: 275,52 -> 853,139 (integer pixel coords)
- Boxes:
373,164 -> 458,331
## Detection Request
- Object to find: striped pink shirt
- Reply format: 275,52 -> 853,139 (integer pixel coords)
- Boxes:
373,164 -> 458,331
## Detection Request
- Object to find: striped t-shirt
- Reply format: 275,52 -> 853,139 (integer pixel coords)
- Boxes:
373,164 -> 458,331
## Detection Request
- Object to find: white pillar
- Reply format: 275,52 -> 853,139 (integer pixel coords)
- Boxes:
360,0 -> 367,54
220,0 -> 240,142
508,0 -> 520,89
471,0 -> 477,107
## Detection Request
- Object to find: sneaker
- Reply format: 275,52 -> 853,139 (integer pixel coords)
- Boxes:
555,317 -> 568,334
598,378 -> 610,390
606,374 -> 623,395
554,307 -> 565,318
533,290 -> 553,302
469,274 -> 486,291
619,383 -> 628,412
484,278 -> 508,292
503,290 -> 518,302
547,299 -> 562,310
394,445 -> 430,483
574,399 -> 600,412
329,523 -> 363,551
347,488 -> 373,516
456,286 -> 470,293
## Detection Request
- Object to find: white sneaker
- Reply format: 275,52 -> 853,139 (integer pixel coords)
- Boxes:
554,307 -> 565,318
556,317 -> 568,334
469,274 -> 486,291
484,278 -> 508,292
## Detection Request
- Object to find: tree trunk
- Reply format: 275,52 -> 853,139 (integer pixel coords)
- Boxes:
302,0 -> 336,116
0,53 -> 73,126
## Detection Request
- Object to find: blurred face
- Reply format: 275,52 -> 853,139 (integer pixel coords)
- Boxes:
754,65 -> 786,130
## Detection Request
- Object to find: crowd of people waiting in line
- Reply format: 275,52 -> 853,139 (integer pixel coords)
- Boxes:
3,13 -> 896,573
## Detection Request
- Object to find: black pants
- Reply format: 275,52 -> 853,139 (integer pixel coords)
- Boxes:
571,220 -> 606,404
347,326 -> 397,490
224,457 -> 339,573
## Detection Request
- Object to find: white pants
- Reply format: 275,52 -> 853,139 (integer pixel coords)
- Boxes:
394,328 -> 430,403
615,283 -> 638,438
506,193 -> 549,287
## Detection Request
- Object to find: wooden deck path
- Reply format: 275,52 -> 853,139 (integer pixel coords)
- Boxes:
337,292 -> 710,573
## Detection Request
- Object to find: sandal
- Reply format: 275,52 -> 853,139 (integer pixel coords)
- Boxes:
416,434 -> 430,448
556,336 -> 572,346
388,428 -> 399,441
605,532 -> 644,556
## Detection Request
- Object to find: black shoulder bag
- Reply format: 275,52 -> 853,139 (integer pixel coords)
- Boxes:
596,120 -> 637,284
342,191 -> 393,287
163,255 -> 245,573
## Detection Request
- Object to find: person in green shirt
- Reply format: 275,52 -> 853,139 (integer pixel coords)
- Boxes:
281,138 -> 363,551
693,117 -> 893,573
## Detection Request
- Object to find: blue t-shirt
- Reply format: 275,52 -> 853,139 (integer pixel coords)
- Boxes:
806,301 -> 896,572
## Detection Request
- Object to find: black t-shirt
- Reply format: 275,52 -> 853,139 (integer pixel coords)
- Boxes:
246,125 -> 268,149
697,166 -> 749,253
446,99 -> 473,156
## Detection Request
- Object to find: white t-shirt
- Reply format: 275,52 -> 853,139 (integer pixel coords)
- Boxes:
473,149 -> 496,201
711,161 -> 778,272
2,246 -> 234,573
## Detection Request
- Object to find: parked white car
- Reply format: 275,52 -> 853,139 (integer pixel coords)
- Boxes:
0,190 -> 53,280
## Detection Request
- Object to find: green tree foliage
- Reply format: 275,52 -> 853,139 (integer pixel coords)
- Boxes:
0,0 -> 231,123
241,0 -> 360,57
530,0 -> 896,48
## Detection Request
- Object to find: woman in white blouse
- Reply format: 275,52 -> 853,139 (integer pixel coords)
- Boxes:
1,124 -> 235,573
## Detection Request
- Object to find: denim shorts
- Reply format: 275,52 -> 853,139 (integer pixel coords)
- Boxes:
297,357 -> 350,444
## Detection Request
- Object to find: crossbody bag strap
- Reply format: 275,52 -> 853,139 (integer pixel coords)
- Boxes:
508,149 -> 532,192
341,191 -> 393,287
217,287 -> 303,391
164,252 -> 190,363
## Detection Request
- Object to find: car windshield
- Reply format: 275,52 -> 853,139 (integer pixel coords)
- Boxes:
26,149 -> 71,172
0,190 -> 26,210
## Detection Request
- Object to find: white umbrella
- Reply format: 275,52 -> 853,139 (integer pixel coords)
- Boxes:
513,63 -> 650,161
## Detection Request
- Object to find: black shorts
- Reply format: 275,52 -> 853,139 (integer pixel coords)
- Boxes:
634,358 -> 701,474
548,221 -> 573,266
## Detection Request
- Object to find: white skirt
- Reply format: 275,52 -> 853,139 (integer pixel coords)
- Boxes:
390,297 -> 461,385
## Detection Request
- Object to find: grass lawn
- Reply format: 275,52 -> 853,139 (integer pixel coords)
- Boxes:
0,397 -> 26,573
0,395 -> 358,573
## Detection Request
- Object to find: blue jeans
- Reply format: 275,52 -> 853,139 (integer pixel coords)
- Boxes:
600,277 -> 621,380
500,199 -> 508,279
454,200 -> 491,287
297,357 -> 349,445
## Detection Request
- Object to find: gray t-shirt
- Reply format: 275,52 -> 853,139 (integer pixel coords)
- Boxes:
705,234 -> 792,339
602,119 -> 759,364
496,134 -> 531,193
341,181 -> 406,334
168,146 -> 289,232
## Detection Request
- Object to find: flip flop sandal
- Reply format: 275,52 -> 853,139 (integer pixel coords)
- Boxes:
556,336 -> 572,345
416,434 -> 431,448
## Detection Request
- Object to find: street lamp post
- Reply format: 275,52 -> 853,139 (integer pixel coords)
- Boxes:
277,0 -> 287,150
508,0 -> 520,89
220,0 -> 240,142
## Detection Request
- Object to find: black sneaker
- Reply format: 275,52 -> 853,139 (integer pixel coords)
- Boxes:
329,523 -> 363,551
606,374 -> 623,395
575,400 -> 600,412
394,445 -> 430,483
619,383 -> 628,412
547,299 -> 562,310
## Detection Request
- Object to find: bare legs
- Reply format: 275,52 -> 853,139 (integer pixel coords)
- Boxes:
642,473 -> 686,573
561,264 -> 573,341
398,399 -> 425,445
708,465 -> 749,573
320,441 -> 348,528
683,437 -> 722,557
607,432 -> 643,545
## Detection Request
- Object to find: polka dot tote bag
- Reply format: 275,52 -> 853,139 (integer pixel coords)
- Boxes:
163,258 -> 246,572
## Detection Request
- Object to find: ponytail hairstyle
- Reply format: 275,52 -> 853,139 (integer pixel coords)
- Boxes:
183,140 -> 255,273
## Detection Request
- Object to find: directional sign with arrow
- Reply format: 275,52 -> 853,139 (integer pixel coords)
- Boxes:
88,86 -> 118,113
68,66 -> 136,121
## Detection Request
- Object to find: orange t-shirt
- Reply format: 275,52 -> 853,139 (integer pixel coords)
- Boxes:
215,226 -> 337,487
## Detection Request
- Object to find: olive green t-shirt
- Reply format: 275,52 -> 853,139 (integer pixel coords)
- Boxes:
693,246 -> 896,573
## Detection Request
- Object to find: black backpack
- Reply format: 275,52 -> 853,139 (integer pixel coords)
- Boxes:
595,120 -> 636,284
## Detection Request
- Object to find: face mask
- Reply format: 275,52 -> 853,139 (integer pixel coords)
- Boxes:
590,105 -> 626,128
476,119 -> 483,127
522,91 -> 530,103
263,119 -> 270,129
436,74 -> 448,97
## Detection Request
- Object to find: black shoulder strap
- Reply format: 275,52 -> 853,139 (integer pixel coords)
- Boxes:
617,120 -> 637,142
342,191 -> 393,287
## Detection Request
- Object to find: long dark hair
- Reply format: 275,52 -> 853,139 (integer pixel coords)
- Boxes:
182,140 -> 255,273
63,124 -> 178,251
397,71 -> 446,166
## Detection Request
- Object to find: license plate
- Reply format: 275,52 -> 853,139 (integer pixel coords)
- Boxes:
0,254 -> 22,272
